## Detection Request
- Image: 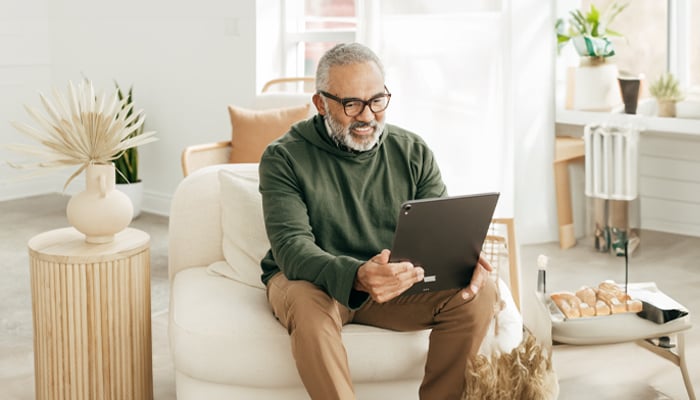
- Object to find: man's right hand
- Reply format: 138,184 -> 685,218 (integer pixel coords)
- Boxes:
354,249 -> 424,303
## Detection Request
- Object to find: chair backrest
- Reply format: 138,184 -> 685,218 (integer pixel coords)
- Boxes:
181,78 -> 315,177
261,77 -> 315,93
482,218 -> 520,311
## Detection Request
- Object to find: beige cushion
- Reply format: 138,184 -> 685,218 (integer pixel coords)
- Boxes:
215,168 -> 268,289
228,103 -> 311,163
170,266 -> 429,387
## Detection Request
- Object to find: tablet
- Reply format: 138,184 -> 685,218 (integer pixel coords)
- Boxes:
390,193 -> 499,295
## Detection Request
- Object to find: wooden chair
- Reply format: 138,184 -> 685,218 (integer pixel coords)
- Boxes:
483,218 -> 521,311
180,77 -> 314,177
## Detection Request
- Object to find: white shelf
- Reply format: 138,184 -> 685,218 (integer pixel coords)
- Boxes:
556,109 -> 700,137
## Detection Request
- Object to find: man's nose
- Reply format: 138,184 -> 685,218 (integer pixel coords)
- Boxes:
355,103 -> 375,122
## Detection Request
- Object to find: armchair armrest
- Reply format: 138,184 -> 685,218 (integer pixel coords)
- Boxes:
181,140 -> 232,177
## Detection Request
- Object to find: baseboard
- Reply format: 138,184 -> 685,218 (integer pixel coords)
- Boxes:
1,181 -> 173,217
642,219 -> 700,238
142,189 -> 172,217
0,177 -> 63,202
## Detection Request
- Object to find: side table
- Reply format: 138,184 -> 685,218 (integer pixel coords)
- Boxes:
541,283 -> 695,400
554,136 -> 585,249
28,227 -> 153,400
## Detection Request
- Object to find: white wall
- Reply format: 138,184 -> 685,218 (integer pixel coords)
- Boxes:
2,0 -> 562,244
2,0 -> 258,213
0,0 -> 57,200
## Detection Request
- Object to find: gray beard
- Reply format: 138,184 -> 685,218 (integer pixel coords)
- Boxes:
324,114 -> 383,152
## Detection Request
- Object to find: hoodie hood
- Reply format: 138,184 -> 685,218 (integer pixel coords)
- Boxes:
289,114 -> 387,161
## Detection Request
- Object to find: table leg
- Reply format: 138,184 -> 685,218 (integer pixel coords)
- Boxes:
554,160 -> 576,249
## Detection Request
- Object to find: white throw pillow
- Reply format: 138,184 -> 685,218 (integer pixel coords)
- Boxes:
215,168 -> 269,290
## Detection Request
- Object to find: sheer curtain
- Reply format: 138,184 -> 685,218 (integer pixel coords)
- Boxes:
358,1 -> 514,218
359,0 -> 559,244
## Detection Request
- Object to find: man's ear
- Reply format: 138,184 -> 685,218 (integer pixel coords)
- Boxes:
312,93 -> 326,116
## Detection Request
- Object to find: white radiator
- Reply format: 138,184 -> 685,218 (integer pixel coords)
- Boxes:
584,123 -> 640,200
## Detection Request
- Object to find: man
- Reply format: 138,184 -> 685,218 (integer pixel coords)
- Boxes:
259,43 -> 497,400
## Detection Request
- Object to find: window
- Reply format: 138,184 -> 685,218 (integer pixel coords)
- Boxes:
283,0 -> 357,78
693,3 -> 700,90
577,0 -> 696,96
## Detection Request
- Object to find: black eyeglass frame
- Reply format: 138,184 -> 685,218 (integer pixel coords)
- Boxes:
317,86 -> 392,117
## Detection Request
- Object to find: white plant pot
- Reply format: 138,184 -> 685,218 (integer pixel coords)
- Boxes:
116,181 -> 144,219
566,59 -> 622,111
66,163 -> 133,243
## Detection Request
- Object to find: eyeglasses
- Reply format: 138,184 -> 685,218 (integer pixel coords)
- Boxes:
318,86 -> 392,117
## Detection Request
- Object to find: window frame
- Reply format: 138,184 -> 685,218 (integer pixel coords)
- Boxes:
281,0 -> 358,78
668,0 -> 692,87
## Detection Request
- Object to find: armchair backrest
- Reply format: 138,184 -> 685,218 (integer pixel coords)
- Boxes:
170,163 -> 521,312
180,79 -> 315,177
169,164 -> 250,280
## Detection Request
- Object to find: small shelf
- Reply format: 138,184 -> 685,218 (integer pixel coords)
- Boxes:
556,109 -> 700,137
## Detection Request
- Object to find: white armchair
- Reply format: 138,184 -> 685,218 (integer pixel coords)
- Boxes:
168,162 -> 523,399
168,82 -> 523,399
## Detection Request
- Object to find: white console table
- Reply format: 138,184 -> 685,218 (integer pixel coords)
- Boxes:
556,109 -> 700,238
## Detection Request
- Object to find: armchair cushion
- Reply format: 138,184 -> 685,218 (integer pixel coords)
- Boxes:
227,103 -> 311,163
214,168 -> 268,289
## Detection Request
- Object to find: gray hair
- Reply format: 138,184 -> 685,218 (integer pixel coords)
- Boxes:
315,43 -> 385,92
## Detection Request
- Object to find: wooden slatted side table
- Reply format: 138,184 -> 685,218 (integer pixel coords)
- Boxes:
28,227 -> 153,400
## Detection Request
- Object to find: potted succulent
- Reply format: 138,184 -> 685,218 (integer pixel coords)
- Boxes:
556,1 -> 629,111
113,83 -> 147,217
649,72 -> 684,118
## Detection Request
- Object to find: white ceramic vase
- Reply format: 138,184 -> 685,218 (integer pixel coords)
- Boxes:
66,163 -> 133,244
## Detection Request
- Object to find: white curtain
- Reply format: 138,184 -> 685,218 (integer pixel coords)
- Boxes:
358,1 -> 514,218
359,0 -> 559,244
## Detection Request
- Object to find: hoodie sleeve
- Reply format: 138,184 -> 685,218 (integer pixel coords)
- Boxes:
259,146 -> 370,310
415,139 -> 448,200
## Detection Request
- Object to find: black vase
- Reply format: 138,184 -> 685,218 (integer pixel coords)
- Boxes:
618,77 -> 641,114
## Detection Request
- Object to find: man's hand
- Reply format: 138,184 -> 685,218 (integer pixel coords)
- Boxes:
460,255 -> 494,300
354,249 -> 424,303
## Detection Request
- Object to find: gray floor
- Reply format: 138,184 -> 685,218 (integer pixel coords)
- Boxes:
1,194 -> 698,399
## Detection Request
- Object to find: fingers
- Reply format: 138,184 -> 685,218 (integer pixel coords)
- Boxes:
374,266 -> 423,303
361,255 -> 423,303
461,263 -> 490,300
372,249 -> 391,265
477,254 -> 494,272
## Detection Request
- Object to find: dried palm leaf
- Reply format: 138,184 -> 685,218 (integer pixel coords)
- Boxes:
6,79 -> 157,190
464,330 -> 559,400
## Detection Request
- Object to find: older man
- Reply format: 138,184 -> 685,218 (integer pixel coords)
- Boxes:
259,42 -> 497,400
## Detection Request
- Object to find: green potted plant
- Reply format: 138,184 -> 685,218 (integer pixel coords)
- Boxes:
556,1 -> 629,111
113,82 -> 148,217
556,1 -> 628,64
649,72 -> 683,118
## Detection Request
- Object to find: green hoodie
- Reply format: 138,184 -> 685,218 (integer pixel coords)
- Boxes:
259,114 -> 447,309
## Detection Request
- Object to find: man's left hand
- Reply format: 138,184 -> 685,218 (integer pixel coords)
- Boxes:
460,255 -> 493,300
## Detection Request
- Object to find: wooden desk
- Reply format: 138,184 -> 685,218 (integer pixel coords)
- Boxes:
28,227 -> 153,400
554,137 -> 585,249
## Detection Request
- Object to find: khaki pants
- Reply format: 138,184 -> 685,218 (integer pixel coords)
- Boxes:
266,273 -> 497,400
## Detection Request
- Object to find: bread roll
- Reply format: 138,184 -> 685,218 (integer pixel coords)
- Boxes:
575,287 -> 597,307
597,288 -> 627,314
551,292 -> 582,319
598,281 -> 631,302
598,281 -> 619,293
594,300 -> 611,316
626,299 -> 643,313
579,302 -> 595,317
